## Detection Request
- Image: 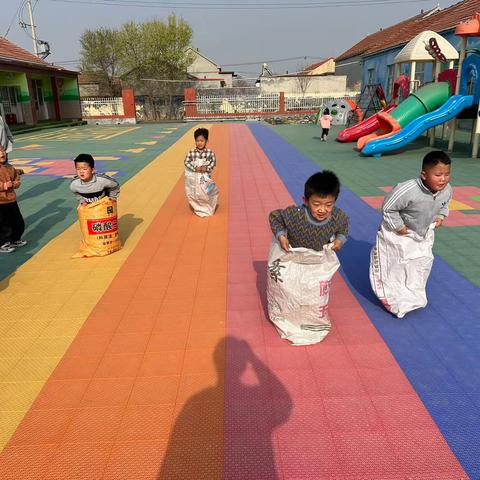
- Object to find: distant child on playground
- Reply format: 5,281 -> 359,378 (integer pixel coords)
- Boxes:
319,108 -> 333,142
269,170 -> 349,253
0,145 -> 27,253
184,127 -> 218,217
370,150 -> 452,318
70,153 -> 121,257
70,154 -> 120,204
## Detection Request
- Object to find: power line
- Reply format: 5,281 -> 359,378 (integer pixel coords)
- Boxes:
4,0 -> 26,37
50,0 -> 431,10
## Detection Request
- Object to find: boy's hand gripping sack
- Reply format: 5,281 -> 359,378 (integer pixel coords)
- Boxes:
267,240 -> 340,346
370,223 -> 435,318
184,170 -> 218,217
73,197 -> 122,258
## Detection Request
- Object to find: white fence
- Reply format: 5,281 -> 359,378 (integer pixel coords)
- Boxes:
196,92 -> 280,114
81,97 -> 124,117
285,94 -> 359,112
189,91 -> 360,117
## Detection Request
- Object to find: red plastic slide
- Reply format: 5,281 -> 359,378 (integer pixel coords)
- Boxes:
336,105 -> 396,142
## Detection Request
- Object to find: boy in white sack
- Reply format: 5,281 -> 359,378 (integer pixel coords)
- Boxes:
370,150 -> 452,318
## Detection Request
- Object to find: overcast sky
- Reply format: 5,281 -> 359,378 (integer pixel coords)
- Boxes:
2,0 -> 460,77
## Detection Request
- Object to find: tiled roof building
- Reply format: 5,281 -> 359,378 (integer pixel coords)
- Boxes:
0,36 -> 80,125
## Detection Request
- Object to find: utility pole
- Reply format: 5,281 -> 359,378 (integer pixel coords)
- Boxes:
26,0 -> 39,55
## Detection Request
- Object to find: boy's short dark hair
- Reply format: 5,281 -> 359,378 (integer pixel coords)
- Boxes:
74,153 -> 95,168
422,150 -> 451,170
304,170 -> 341,199
194,128 -> 209,140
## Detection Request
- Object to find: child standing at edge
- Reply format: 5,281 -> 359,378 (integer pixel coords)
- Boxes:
0,145 -> 26,253
370,150 -> 452,318
70,154 -> 120,204
320,108 -> 333,142
269,170 -> 349,253
184,127 -> 218,217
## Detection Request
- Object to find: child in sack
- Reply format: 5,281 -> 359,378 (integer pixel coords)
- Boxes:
184,128 -> 218,217
70,154 -> 121,257
370,150 -> 452,318
267,171 -> 349,345
0,145 -> 27,253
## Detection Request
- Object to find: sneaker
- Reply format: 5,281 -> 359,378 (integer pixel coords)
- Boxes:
0,243 -> 15,253
11,240 -> 27,247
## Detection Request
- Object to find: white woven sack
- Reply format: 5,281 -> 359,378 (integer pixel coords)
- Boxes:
370,223 -> 435,318
185,170 -> 218,217
267,239 -> 340,346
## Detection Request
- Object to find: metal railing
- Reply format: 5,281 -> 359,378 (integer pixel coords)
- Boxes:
195,92 -> 280,114
285,94 -> 359,112
81,97 -> 124,117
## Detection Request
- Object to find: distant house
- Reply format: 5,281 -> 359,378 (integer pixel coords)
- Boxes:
335,0 -> 480,95
301,58 -> 335,76
186,47 -> 235,88
0,36 -> 81,125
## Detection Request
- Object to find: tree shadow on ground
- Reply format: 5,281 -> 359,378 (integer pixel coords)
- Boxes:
159,336 -> 292,479
0,199 -> 70,282
17,177 -> 65,202
119,213 -> 143,244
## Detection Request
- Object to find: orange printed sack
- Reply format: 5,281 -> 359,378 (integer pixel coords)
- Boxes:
73,196 -> 122,258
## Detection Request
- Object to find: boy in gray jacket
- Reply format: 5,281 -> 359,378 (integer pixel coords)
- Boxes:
370,151 -> 452,318
70,153 -> 120,204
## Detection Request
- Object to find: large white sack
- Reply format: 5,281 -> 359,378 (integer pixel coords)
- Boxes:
370,223 -> 435,318
185,170 -> 218,217
267,239 -> 340,346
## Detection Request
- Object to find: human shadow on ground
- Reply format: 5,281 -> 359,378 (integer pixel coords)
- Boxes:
0,200 -> 70,282
119,213 -> 143,244
159,336 -> 292,479
253,260 -> 269,320
17,177 -> 65,202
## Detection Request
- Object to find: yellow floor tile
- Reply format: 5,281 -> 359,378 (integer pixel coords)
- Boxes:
0,125 -> 205,451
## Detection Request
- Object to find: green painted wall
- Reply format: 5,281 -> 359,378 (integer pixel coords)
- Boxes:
59,77 -> 80,101
0,71 -> 30,102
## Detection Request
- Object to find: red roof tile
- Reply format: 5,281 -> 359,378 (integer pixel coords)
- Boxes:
0,35 -> 76,73
336,0 -> 480,61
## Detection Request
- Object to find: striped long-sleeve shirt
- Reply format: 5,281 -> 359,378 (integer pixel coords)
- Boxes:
382,178 -> 452,236
269,205 -> 349,251
184,148 -> 216,174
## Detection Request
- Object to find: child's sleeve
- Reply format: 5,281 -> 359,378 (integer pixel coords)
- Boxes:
105,176 -> 120,200
438,185 -> 452,219
335,210 -> 349,244
184,150 -> 196,172
382,184 -> 411,231
12,168 -> 21,189
269,209 -> 288,239
205,151 -> 216,173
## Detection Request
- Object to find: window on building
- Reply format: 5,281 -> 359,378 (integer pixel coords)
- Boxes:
367,68 -> 375,84
386,65 -> 395,99
414,62 -> 425,85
